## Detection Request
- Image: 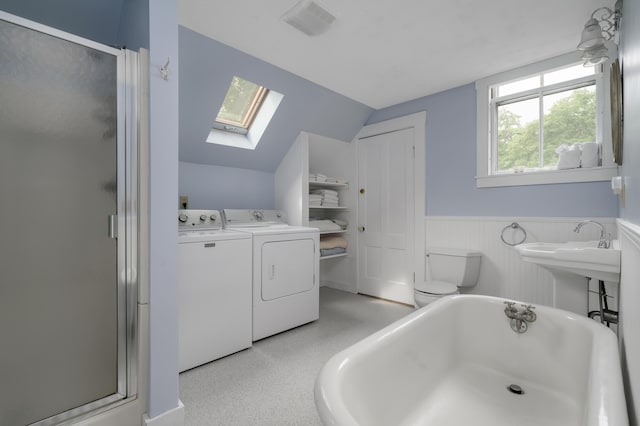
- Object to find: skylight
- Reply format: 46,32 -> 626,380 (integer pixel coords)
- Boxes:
208,76 -> 284,150
214,76 -> 269,135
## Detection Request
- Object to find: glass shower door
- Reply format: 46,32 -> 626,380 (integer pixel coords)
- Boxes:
0,16 -> 134,425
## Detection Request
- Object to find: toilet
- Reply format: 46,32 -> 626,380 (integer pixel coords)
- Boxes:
414,247 -> 482,308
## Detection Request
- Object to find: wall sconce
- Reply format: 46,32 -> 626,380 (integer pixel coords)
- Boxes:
577,1 -> 622,66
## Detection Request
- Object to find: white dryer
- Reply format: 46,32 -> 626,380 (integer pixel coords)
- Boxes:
178,210 -> 252,372
223,209 -> 320,341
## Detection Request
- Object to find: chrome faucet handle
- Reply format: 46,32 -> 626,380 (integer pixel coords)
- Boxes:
504,301 -> 518,316
520,304 -> 537,322
597,238 -> 609,249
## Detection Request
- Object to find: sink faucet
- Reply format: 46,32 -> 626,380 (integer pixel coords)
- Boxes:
573,220 -> 609,248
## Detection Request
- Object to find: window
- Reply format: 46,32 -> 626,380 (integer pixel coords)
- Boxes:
208,76 -> 283,150
476,52 -> 617,187
214,76 -> 269,135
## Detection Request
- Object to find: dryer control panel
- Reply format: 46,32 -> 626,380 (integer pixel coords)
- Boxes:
223,209 -> 287,227
178,209 -> 223,230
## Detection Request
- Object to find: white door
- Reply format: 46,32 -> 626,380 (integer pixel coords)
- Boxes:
357,128 -> 415,304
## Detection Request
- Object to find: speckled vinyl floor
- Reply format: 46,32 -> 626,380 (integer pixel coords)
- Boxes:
179,287 -> 414,426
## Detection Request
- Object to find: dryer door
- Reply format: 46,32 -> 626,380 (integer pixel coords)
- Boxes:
261,238 -> 315,300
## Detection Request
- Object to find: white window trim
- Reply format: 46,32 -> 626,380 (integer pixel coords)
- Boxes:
476,51 -> 618,188
206,89 -> 284,150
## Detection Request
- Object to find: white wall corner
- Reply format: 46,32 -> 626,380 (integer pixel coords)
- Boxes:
617,218 -> 640,424
143,400 -> 185,426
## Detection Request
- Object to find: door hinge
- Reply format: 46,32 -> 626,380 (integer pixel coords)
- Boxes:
412,145 -> 415,158
413,272 -> 415,283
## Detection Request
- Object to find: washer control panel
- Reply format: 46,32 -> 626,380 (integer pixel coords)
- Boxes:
178,209 -> 222,230
223,209 -> 286,227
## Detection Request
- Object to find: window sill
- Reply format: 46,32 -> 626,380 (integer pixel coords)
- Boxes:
476,166 -> 618,188
206,129 -> 255,150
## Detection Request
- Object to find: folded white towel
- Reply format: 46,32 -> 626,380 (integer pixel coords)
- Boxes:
311,189 -> 338,197
320,235 -> 348,249
580,142 -> 599,168
557,149 -> 581,169
309,220 -> 343,232
331,219 -> 348,229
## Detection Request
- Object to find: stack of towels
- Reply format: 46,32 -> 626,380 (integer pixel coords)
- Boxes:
309,173 -> 328,183
556,142 -> 599,169
309,173 -> 348,185
310,189 -> 339,207
309,192 -> 323,207
320,235 -> 348,257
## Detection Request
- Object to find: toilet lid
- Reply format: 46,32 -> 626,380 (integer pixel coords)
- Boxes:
423,280 -> 457,295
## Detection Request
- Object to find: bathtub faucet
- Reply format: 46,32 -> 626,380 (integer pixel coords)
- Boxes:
504,302 -> 537,333
573,220 -> 610,248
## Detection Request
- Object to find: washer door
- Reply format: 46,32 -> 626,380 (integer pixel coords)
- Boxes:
261,238 -> 315,300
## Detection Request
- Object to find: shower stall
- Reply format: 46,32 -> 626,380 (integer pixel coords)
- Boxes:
0,12 -> 139,425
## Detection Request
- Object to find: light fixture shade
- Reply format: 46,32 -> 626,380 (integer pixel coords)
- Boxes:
577,18 -> 606,50
281,0 -> 336,36
582,45 -> 609,66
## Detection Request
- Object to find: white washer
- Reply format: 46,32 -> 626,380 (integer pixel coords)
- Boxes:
178,209 -> 252,372
223,209 -> 320,341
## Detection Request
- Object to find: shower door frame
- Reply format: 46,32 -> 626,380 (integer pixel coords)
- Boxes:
0,11 -> 139,425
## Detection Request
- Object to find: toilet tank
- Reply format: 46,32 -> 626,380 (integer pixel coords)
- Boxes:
428,247 -> 482,287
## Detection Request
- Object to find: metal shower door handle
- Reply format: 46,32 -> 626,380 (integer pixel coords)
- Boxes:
108,215 -> 118,239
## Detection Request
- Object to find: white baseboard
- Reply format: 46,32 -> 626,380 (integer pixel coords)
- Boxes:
143,400 -> 184,426
320,280 -> 356,293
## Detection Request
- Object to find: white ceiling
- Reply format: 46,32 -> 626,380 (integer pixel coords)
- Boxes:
179,0 -> 613,109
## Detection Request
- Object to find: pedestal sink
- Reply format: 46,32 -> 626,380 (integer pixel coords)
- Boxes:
515,240 -> 620,315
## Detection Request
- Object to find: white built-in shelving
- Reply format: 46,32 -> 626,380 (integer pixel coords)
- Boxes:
319,252 -> 348,260
275,132 -> 357,290
319,230 -> 348,235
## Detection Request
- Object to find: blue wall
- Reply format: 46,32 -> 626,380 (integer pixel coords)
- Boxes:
117,0 -> 149,50
1,0 -> 148,49
179,162 -> 274,210
178,26 -> 373,173
148,0 -> 180,418
368,84 -> 620,217
1,0 -> 124,46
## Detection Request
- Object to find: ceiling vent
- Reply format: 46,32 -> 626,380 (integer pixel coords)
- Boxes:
281,0 -> 336,36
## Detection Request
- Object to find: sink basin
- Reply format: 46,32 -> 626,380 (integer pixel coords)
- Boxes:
515,240 -> 620,315
516,240 -> 620,282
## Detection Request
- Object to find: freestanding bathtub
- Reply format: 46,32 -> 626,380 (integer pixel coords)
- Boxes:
315,295 -> 628,426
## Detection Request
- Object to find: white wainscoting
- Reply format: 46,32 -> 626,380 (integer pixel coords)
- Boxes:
425,216 -> 618,311
617,219 -> 640,425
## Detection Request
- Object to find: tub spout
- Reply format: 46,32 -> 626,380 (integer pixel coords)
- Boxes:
504,301 -> 536,333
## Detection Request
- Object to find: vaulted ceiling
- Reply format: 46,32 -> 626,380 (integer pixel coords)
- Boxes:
180,0 -> 615,109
